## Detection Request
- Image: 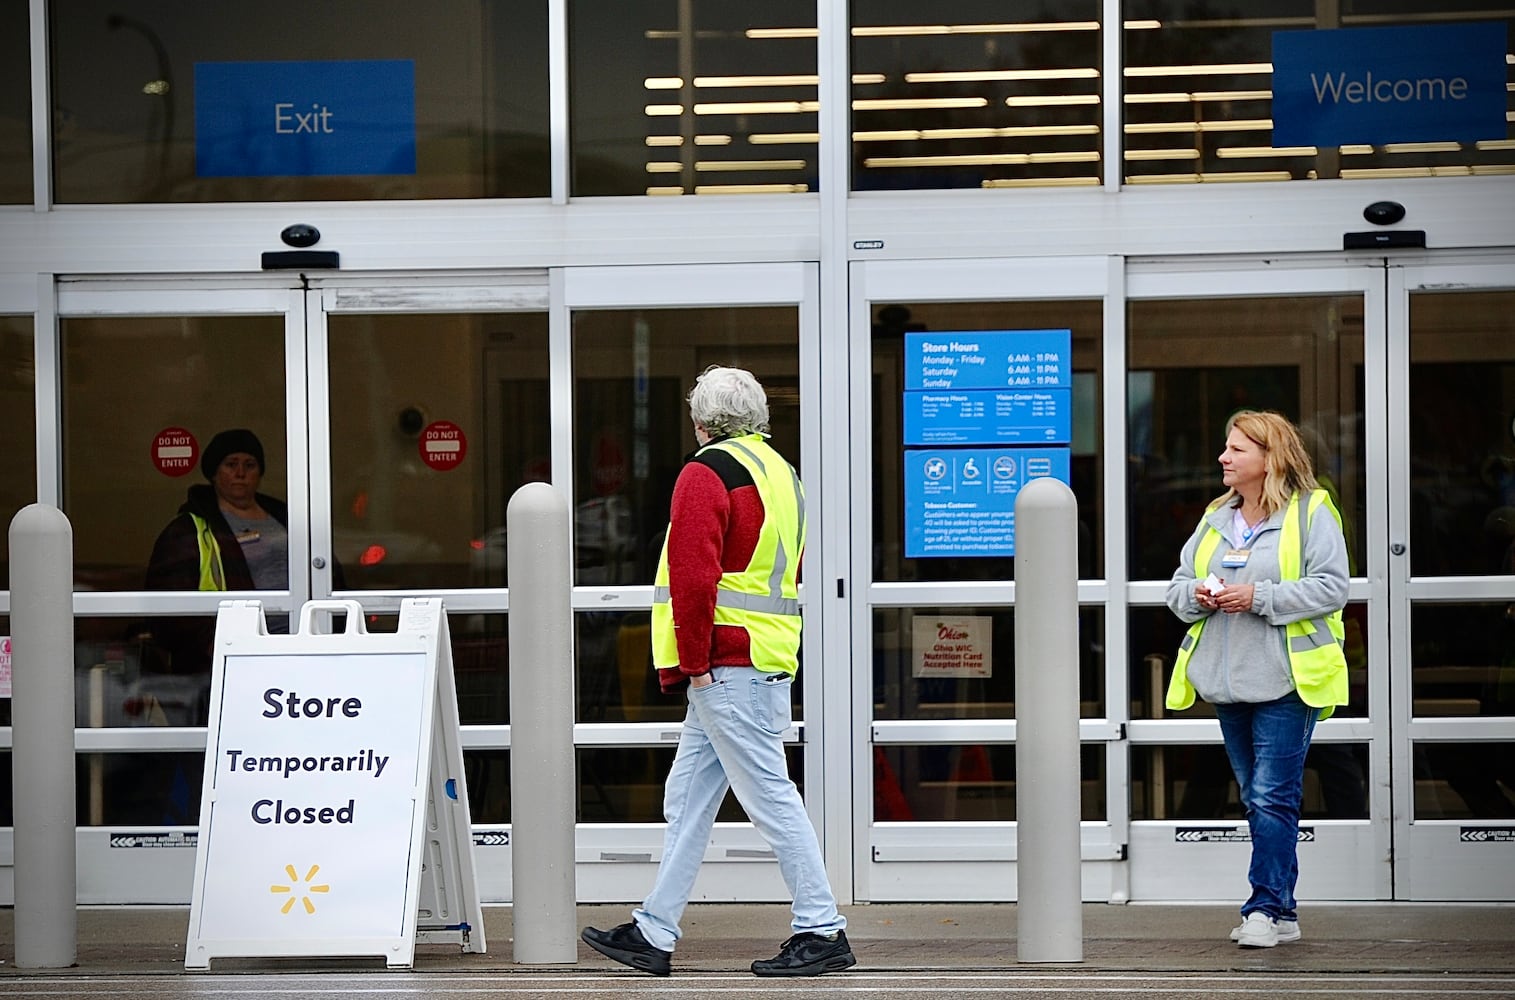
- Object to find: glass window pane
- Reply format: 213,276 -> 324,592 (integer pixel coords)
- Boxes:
871,300 -> 1104,582
1122,3 -> 1515,185
1130,602 -> 1370,720
874,744 -> 1105,822
851,0 -> 1103,191
1409,290 -> 1515,577
1,316 -> 36,588
1131,743 -> 1369,820
63,316 -> 287,593
580,745 -> 804,822
1411,603 -> 1514,719
570,306 -> 800,586
1128,295 -> 1366,581
329,312 -> 548,590
874,607 -> 1105,721
449,614 -> 511,725
78,752 -> 203,826
51,1 -> 549,203
366,611 -> 511,725
1414,742 -> 1515,819
76,616 -> 209,727
465,749 -> 511,823
0,0 -> 30,204
579,610 -> 660,721
570,1 -> 818,196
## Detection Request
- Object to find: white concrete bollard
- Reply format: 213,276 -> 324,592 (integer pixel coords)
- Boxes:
1013,477 -> 1084,963
10,504 -> 78,969
506,483 -> 578,963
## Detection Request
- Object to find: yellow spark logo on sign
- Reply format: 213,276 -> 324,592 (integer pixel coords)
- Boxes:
270,863 -> 330,914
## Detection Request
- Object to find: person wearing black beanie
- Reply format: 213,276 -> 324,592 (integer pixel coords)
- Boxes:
199,428 -> 266,481
146,428 -> 292,673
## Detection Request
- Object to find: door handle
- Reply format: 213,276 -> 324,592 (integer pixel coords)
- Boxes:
1389,542 -> 1406,556
312,556 -> 327,569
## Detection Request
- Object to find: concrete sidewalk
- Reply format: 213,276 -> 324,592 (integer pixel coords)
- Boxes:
2,902 -> 1513,976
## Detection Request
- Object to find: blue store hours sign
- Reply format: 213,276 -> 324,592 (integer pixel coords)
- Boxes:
905,329 -> 1071,391
904,447 -> 1071,558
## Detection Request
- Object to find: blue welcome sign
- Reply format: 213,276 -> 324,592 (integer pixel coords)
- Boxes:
1272,23 -> 1507,147
196,60 -> 417,177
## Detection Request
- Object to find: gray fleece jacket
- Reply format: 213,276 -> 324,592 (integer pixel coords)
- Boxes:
1165,496 -> 1349,705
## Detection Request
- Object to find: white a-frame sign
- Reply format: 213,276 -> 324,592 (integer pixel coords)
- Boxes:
186,598 -> 486,969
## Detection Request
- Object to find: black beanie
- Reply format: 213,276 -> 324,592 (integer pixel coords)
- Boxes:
201,428 -> 266,479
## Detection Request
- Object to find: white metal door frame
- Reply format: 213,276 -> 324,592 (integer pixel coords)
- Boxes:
848,256 -> 1123,902
47,277 -> 308,902
1124,258 -> 1392,902
1387,254 -> 1515,901
560,262 -> 826,903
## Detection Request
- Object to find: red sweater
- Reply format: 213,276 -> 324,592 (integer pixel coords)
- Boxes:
657,444 -> 780,692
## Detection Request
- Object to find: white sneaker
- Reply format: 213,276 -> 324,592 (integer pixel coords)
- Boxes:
1230,915 -> 1301,943
1233,911 -> 1278,948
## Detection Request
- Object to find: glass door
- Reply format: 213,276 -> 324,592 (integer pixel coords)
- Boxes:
53,278 -> 309,902
0,276 -> 39,873
561,262 -> 825,903
848,257 -> 1123,902
1389,256 -> 1515,900
1124,261 -> 1391,903
307,273 -> 551,903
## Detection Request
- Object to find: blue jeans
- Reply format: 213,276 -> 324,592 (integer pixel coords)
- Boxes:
632,667 -> 845,951
1214,692 -> 1320,921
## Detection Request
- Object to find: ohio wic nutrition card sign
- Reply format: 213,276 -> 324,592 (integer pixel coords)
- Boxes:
186,601 -> 442,968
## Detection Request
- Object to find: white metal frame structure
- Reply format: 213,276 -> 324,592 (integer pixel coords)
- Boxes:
846,256 -> 1127,902
0,0 -> 1512,907
1123,258 -> 1393,903
559,262 -> 828,904
1386,254 -> 1515,901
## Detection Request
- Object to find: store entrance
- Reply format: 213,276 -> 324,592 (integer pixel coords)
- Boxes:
844,252 -> 1515,904
44,264 -> 831,906
51,274 -> 550,902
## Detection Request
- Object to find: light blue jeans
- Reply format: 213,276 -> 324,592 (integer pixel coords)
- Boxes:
632,666 -> 845,952
1214,692 -> 1320,921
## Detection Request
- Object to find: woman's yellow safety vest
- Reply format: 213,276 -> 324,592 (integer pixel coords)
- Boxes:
651,435 -> 805,676
190,514 -> 227,591
1166,489 -> 1348,718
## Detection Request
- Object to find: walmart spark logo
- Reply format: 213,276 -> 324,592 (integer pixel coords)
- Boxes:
270,863 -> 330,914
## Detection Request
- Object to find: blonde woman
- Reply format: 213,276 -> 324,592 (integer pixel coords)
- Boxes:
1166,410 -> 1350,948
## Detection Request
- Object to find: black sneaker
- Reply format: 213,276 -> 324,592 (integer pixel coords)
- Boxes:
581,922 -> 671,976
751,930 -> 856,977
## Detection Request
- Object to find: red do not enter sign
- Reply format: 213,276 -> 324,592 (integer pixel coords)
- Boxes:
419,420 -> 467,471
152,427 -> 199,477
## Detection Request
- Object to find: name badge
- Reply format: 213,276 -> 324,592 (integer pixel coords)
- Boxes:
235,530 -> 262,546
1220,548 -> 1251,568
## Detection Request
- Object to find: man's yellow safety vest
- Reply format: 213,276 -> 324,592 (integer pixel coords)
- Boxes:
651,435 -> 805,676
1166,489 -> 1348,718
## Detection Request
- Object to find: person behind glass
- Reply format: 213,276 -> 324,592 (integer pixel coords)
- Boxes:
1165,409 -> 1350,949
146,429 -> 291,670
581,367 -> 854,978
